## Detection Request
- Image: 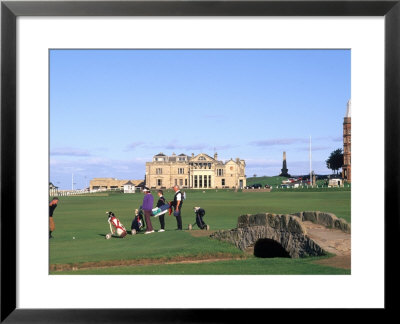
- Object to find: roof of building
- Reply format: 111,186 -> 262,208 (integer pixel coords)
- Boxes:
90,179 -> 144,186
123,181 -> 135,185
149,152 -> 245,165
49,182 -> 58,189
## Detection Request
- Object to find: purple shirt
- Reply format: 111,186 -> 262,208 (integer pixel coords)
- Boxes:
142,193 -> 154,211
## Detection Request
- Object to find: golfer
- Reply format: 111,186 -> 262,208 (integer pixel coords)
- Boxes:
142,187 -> 154,234
171,185 -> 183,230
156,189 -> 167,232
49,197 -> 59,238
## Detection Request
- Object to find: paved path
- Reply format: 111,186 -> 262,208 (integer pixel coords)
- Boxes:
303,221 -> 351,269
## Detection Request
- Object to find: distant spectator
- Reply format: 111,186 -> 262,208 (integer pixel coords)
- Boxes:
49,197 -> 59,238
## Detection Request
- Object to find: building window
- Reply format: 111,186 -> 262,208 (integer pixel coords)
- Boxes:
157,179 -> 162,186
185,179 -> 188,186
194,175 -> 198,188
156,168 -> 162,175
217,169 -> 224,176
222,179 -> 225,186
199,156 -> 206,160
175,179 -> 177,186
178,168 -> 184,174
199,175 -> 203,188
208,175 -> 211,188
179,179 -> 183,186
204,175 -> 207,188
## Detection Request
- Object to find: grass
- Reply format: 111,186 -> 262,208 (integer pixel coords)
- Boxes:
246,176 -> 288,187
52,255 -> 350,275
49,190 -> 350,274
271,186 -> 351,192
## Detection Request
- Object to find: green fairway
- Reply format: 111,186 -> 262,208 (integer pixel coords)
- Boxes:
50,190 -> 350,274
52,255 -> 350,275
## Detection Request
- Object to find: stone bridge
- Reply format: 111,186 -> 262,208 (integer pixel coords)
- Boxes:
210,211 -> 351,258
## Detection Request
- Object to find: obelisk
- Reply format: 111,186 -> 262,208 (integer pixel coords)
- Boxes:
279,151 -> 290,177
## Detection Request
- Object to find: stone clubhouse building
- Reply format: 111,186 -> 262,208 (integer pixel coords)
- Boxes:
145,152 -> 246,189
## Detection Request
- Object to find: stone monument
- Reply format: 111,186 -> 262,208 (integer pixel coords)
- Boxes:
279,151 -> 290,177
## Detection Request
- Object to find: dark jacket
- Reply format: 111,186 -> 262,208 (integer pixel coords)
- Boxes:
172,191 -> 183,209
156,196 -> 166,208
49,204 -> 57,217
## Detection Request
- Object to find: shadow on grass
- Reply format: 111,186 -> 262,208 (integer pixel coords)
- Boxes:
97,233 -> 126,238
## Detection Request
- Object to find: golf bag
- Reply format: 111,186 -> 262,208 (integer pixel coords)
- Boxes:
107,211 -> 127,238
194,208 -> 207,229
151,203 -> 170,217
131,207 -> 144,232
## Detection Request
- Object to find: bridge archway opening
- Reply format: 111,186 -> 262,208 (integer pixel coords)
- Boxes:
254,238 -> 291,258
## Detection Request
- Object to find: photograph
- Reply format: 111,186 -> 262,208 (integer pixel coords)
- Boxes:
2,0 -> 397,319
49,49 -> 351,275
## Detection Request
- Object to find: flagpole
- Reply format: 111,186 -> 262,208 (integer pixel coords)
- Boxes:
309,136 -> 312,185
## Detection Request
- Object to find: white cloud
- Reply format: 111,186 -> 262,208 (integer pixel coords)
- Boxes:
250,138 -> 309,147
50,147 -> 91,156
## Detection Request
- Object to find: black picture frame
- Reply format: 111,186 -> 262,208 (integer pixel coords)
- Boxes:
1,0 -> 398,322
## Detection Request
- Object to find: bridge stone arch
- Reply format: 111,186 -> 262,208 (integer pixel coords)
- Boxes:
253,238 -> 291,258
210,212 -> 350,258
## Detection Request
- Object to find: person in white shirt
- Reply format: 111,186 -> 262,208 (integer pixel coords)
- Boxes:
171,185 -> 183,230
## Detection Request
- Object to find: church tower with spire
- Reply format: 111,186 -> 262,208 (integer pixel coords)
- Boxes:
342,100 -> 351,182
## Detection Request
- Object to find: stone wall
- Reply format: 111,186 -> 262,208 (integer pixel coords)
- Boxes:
292,211 -> 351,234
210,211 -> 351,258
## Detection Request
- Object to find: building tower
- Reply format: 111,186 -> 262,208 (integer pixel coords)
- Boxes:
342,100 -> 351,182
279,151 -> 290,177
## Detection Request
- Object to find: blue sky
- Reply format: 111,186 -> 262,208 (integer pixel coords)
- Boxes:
50,49 -> 350,189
